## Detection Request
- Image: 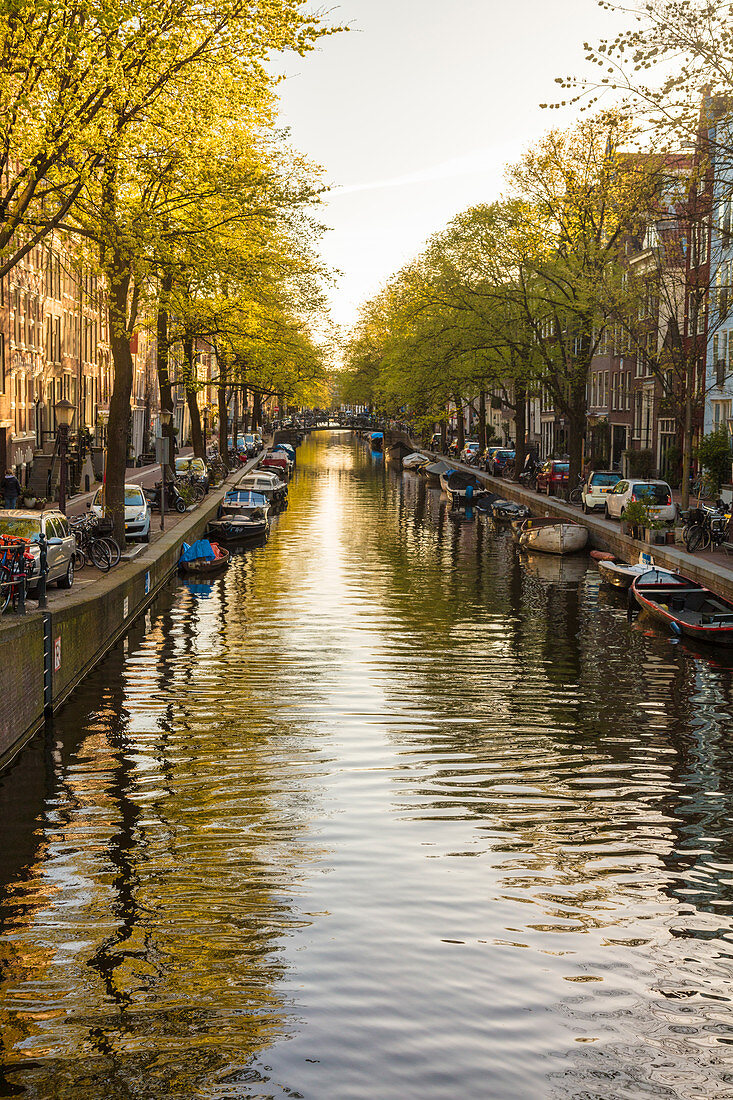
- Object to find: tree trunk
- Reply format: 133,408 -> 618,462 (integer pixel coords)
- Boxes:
454,397 -> 465,452
478,391 -> 487,451
183,334 -> 204,458
440,416 -> 447,454
106,268 -> 133,547
681,387 -> 693,511
566,404 -> 585,497
156,272 -> 174,483
253,390 -> 262,431
513,383 -> 527,482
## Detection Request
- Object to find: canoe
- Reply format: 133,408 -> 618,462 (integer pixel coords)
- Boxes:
517,518 -> 589,555
590,550 -> 615,562
632,569 -> 733,645
179,545 -> 230,575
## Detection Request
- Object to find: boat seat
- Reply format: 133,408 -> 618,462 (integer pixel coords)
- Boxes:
702,612 -> 733,625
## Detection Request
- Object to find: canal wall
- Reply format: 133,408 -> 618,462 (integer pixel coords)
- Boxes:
383,429 -> 733,604
0,458 -> 260,768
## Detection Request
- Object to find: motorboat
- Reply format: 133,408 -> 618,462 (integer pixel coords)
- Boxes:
179,538 -> 230,575
597,553 -> 656,590
419,459 -> 453,484
486,498 -> 531,522
516,517 -> 589,555
439,468 -> 490,506
402,452 -> 430,470
208,490 -> 270,540
631,569 -> 733,645
260,450 -> 292,478
240,471 -> 288,508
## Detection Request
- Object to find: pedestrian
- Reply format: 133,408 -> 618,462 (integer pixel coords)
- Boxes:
3,468 -> 22,509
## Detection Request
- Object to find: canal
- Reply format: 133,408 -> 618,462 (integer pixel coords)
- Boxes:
2,432 -> 733,1099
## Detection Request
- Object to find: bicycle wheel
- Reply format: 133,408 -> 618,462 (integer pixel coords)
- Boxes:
191,483 -> 206,502
73,548 -> 86,570
0,570 -> 11,614
684,524 -> 710,553
100,537 -> 121,567
569,488 -> 583,505
89,539 -> 112,572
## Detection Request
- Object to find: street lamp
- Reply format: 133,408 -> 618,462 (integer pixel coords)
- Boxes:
159,407 -> 173,531
54,398 -> 75,514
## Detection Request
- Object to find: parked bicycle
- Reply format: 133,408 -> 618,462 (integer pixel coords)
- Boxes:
0,538 -> 32,614
568,475 -> 586,506
69,515 -> 115,572
682,503 -> 731,553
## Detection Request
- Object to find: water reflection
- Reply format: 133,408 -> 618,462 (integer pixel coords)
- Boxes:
0,434 -> 733,1098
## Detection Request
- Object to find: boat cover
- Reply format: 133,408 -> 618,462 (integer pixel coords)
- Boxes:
180,539 -> 216,564
370,432 -> 384,440
422,460 -> 453,477
444,469 -> 482,490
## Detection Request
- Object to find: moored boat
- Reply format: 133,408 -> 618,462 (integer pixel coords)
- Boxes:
179,538 -> 230,575
597,553 -> 656,590
402,451 -> 430,470
419,459 -> 453,484
239,471 -> 287,508
209,489 -> 271,540
517,517 -> 589,555
439,468 -> 490,506
370,431 -> 384,451
631,569 -> 733,645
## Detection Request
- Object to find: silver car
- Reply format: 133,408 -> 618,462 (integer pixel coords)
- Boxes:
0,509 -> 76,590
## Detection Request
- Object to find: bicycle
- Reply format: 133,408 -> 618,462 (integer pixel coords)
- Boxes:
69,517 -> 113,572
176,476 -> 206,505
682,504 -> 731,553
0,538 -> 32,614
568,476 -> 585,506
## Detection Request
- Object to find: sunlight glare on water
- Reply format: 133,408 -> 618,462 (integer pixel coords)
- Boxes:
2,433 -> 733,1099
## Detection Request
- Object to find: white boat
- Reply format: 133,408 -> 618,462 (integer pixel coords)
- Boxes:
208,490 -> 271,540
597,553 -> 655,589
517,518 -> 589,555
240,471 -> 288,507
402,452 -> 430,470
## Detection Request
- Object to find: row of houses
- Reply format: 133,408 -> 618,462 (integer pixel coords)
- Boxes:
455,104 -> 733,482
0,235 -> 227,494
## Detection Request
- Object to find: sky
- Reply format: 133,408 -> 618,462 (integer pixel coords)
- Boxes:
275,0 -> 627,335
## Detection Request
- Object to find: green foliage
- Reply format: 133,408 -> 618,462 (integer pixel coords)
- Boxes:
623,449 -> 654,479
696,429 -> 732,494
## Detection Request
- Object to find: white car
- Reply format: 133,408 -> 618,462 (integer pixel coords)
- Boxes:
581,470 -> 621,513
460,441 -> 480,463
603,478 -> 677,523
91,484 -> 151,541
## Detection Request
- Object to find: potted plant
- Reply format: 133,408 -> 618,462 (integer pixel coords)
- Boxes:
621,499 -> 648,539
20,490 -> 36,507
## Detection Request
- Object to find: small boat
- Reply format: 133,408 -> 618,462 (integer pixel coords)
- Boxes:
402,452 -> 430,470
260,450 -> 291,478
439,468 -> 490,506
597,553 -> 656,590
240,471 -> 288,507
517,517 -> 589,555
370,431 -> 384,451
489,499 -> 531,522
209,489 -> 270,540
179,538 -> 230,575
419,459 -> 453,484
631,569 -> 733,644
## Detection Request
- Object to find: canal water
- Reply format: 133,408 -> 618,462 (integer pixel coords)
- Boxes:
2,433 -> 733,1099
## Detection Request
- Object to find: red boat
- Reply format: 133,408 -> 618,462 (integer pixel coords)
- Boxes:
631,568 -> 733,645
260,453 -> 289,478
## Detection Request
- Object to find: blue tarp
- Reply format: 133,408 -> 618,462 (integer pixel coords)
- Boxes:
179,539 -> 216,564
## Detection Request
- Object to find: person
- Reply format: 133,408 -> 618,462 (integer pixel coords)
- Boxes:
3,469 -> 22,509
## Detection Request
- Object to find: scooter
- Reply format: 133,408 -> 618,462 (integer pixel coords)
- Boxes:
144,480 -> 187,513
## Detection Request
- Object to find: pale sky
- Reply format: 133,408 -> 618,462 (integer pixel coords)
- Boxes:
276,0 -> 626,335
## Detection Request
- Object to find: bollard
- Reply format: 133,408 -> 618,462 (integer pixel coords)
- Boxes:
37,532 -> 48,610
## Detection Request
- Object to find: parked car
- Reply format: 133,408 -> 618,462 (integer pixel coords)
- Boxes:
460,440 -> 480,464
581,470 -> 621,513
90,484 -> 151,540
536,460 -> 570,495
0,509 -> 75,589
429,432 -> 442,451
603,479 -> 677,523
490,449 -> 516,476
243,433 -> 260,458
175,456 -> 210,492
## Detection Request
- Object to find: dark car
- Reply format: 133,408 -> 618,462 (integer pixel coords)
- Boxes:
490,449 -> 515,476
536,460 -> 570,495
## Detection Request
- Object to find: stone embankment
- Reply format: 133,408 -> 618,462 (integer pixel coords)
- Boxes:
0,457 -> 259,767
383,429 -> 733,605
